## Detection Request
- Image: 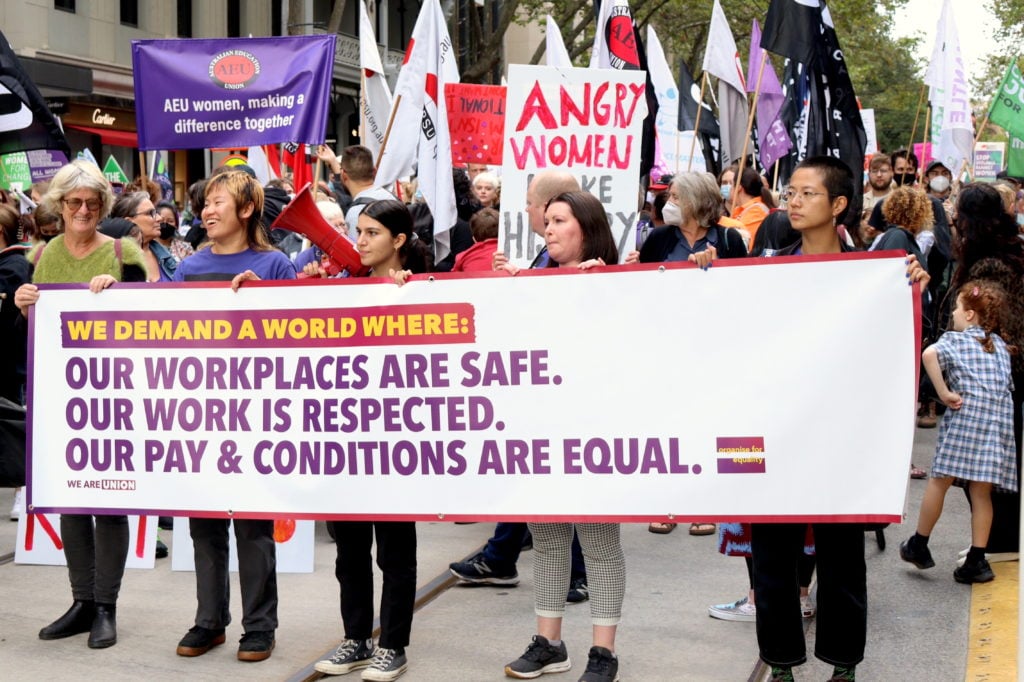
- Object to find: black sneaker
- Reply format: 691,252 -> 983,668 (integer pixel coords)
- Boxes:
578,646 -> 619,682
314,638 -> 375,675
449,553 -> 520,586
176,625 -> 226,657
954,559 -> 996,584
361,647 -> 408,681
155,539 -> 168,559
505,635 -> 571,678
899,539 -> 935,569
237,630 -> 275,662
566,577 -> 589,604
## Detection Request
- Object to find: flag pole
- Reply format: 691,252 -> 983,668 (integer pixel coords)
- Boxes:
732,51 -> 768,212
973,109 -> 992,148
771,159 -> 780,193
686,72 -> 709,172
906,84 -> 926,157
920,104 -> 932,169
359,70 -> 367,147
375,94 -> 403,169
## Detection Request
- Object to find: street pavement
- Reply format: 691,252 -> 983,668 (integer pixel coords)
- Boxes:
0,427 -> 1007,680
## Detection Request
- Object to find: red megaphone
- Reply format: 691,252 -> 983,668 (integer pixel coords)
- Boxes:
271,184 -> 369,277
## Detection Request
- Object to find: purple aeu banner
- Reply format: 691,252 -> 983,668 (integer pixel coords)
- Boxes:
132,35 -> 336,151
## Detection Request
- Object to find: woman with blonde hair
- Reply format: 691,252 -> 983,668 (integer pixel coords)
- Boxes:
14,160 -> 146,649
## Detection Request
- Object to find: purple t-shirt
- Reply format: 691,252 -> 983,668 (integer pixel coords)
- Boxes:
173,247 -> 297,282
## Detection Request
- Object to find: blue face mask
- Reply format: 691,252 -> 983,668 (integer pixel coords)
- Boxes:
720,184 -> 731,200
1017,213 -> 1024,227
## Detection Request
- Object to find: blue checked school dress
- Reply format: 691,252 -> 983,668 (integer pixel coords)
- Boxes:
932,326 -> 1018,491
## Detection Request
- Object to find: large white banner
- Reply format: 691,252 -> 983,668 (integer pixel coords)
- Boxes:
28,253 -> 918,523
499,65 -> 647,268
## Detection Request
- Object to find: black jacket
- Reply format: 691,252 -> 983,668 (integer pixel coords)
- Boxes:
639,224 -> 748,263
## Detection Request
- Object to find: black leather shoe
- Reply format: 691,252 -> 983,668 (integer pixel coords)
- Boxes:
87,603 -> 117,649
39,600 -> 95,640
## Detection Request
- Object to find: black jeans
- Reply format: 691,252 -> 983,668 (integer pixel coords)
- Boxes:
330,521 -> 417,650
189,518 -> 278,632
61,514 -> 128,604
751,523 -> 866,667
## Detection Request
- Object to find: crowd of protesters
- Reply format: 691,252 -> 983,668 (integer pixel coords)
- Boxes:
5,142 -> 1022,682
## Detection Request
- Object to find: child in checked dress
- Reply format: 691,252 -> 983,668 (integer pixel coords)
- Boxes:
900,281 -> 1019,583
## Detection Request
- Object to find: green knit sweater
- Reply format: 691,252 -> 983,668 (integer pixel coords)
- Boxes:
30,235 -> 147,285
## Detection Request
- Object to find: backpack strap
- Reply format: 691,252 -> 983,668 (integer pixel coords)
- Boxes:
31,241 -> 45,266
114,238 -> 123,279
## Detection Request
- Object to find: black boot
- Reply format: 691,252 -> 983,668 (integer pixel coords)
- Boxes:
39,600 -> 95,640
88,603 -> 117,649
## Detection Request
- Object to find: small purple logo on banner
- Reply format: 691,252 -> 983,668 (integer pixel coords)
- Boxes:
132,35 -> 335,150
715,436 -> 766,474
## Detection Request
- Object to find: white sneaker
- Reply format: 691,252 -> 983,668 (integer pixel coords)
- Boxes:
800,595 -> 816,618
708,596 -> 756,622
956,547 -> 1019,567
9,487 -> 22,521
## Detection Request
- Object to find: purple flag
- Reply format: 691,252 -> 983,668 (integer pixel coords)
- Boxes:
748,20 -> 791,169
132,35 -> 336,151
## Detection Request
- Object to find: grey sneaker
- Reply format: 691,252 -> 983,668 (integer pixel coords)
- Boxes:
449,553 -> 520,586
315,638 -> 375,675
578,646 -> 619,682
361,647 -> 408,681
707,596 -> 756,622
505,635 -> 571,678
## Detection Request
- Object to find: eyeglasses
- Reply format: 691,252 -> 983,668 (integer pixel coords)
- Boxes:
133,209 -> 160,218
783,189 -> 829,203
869,168 -> 891,175
62,198 -> 102,212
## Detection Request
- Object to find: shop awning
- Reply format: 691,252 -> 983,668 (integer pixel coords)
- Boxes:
65,124 -> 138,148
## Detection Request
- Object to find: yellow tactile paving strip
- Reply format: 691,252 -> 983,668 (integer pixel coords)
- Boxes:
965,561 -> 1018,681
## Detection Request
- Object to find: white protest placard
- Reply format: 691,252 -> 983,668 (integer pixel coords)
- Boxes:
15,513 -> 157,568
171,519 -> 315,573
499,65 -> 648,267
861,108 -> 878,155
28,253 -> 917,523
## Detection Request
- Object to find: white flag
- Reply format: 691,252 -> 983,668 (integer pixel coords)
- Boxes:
702,0 -> 749,167
360,0 -> 393,160
589,0 -> 640,70
545,15 -> 572,68
246,146 -> 278,186
924,0 -> 972,174
375,0 -> 460,262
647,26 -> 705,173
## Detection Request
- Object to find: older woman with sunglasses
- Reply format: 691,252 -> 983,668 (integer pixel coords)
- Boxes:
14,160 -> 146,650
110,191 -> 177,281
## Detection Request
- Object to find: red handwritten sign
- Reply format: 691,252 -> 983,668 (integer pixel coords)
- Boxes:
445,83 -> 506,165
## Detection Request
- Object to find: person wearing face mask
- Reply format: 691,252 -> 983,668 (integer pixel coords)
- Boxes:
924,161 -> 953,199
155,200 -> 193,263
625,172 -> 747,269
924,160 -> 956,226
891,149 -> 919,187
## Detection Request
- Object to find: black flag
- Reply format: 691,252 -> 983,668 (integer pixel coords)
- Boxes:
677,59 -> 720,174
632,23 -> 658,181
762,0 -> 865,210
0,30 -> 69,156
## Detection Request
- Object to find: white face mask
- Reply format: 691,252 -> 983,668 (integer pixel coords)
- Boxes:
929,175 -> 951,193
1017,213 -> 1024,227
661,200 -> 682,226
